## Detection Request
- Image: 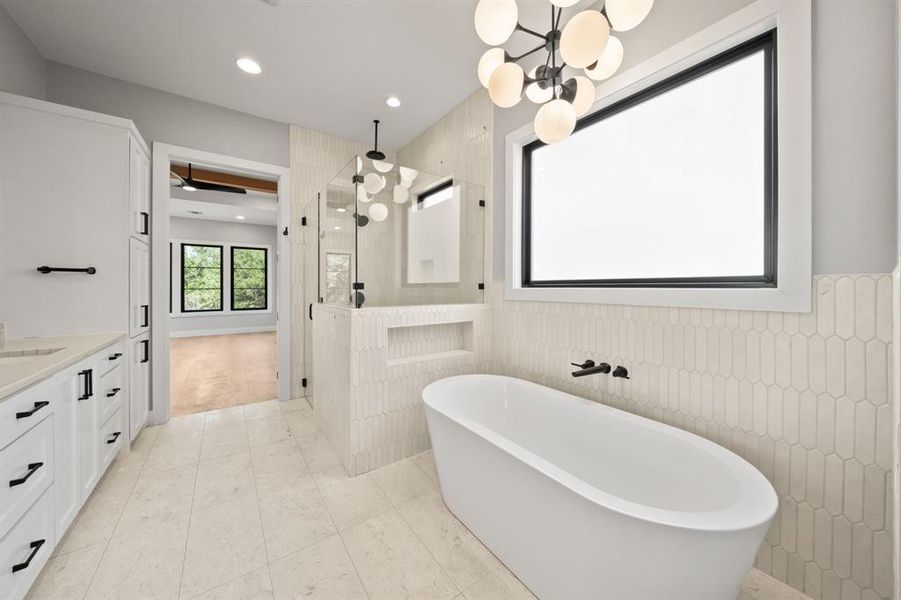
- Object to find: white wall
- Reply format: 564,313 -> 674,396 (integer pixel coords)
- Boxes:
169,217 -> 278,336
491,0 -> 898,278
0,5 -> 46,99
46,62 -> 289,167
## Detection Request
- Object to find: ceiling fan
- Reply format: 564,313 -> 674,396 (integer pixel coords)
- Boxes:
171,163 -> 247,195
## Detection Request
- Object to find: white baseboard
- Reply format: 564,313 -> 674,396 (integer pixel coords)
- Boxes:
169,326 -> 276,338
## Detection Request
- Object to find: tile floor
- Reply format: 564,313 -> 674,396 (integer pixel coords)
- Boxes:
29,398 -> 812,600
169,332 -> 277,416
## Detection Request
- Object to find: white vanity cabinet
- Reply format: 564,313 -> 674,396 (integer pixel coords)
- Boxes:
0,339 -> 127,600
0,92 -> 152,444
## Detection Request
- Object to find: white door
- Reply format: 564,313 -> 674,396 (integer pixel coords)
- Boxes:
75,363 -> 100,501
129,238 -> 150,338
129,138 -> 150,241
129,334 -> 150,440
51,368 -> 80,535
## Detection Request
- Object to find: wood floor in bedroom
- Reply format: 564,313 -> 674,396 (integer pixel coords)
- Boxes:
170,331 -> 277,416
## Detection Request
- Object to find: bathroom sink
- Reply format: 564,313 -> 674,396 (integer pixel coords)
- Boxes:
0,347 -> 64,365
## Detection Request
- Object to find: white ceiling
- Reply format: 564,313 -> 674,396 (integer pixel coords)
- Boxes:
1,0 -> 562,149
170,186 -> 278,226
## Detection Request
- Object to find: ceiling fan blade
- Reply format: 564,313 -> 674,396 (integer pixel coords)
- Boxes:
189,180 -> 248,194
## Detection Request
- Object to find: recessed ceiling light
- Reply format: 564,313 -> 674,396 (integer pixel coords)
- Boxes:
236,215 -> 246,220
385,96 -> 401,108
188,210 -> 203,215
236,57 -> 262,75
334,226 -> 341,230
336,207 -> 347,213
182,184 -> 197,192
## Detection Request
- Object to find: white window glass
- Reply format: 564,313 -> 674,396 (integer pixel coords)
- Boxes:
407,183 -> 461,284
527,45 -> 772,284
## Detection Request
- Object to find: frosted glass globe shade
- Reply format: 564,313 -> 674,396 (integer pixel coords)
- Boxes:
372,160 -> 393,173
560,10 -> 610,69
399,167 -> 418,188
393,184 -> 409,204
525,66 -> 553,104
534,99 -> 576,144
570,76 -> 595,117
488,62 -> 524,108
356,185 -> 371,203
369,202 -> 388,222
474,0 -> 518,46
363,173 -> 385,195
606,0 -> 653,32
584,36 -> 623,81
549,0 -> 579,6
478,48 -> 506,89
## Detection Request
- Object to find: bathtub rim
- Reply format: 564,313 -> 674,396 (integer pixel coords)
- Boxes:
423,374 -> 778,534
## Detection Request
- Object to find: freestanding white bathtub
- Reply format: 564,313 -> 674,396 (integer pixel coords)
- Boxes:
423,375 -> 777,600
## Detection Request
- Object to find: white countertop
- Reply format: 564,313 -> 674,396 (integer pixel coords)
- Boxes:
0,333 -> 126,401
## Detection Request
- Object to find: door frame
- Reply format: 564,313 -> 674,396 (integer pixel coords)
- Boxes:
150,143 -> 293,425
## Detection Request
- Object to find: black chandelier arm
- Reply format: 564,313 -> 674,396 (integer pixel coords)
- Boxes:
514,22 -> 546,40
508,43 -> 547,63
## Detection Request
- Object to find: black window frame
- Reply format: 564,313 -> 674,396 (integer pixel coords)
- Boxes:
521,29 -> 777,289
230,246 -> 269,311
415,179 -> 454,206
180,243 -> 224,313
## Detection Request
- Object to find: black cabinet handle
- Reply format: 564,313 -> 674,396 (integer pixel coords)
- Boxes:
141,304 -> 150,327
106,431 -> 122,444
141,339 -> 150,363
9,462 -> 43,487
108,352 -> 123,361
11,539 -> 45,573
106,387 -> 121,398
15,401 -> 49,419
140,211 -> 149,235
78,369 -> 93,401
36,266 -> 96,275
309,303 -> 313,320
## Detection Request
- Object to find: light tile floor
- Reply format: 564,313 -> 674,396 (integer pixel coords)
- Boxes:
29,398 -> 811,600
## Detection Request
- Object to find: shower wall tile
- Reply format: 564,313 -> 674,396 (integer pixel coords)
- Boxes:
290,126 -> 383,397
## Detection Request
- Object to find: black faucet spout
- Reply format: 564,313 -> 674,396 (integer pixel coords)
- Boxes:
571,362 -> 611,378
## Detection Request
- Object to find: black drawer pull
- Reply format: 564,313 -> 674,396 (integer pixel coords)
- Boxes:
106,431 -> 122,444
141,339 -> 150,363
78,369 -> 93,401
11,539 -> 45,573
9,462 -> 43,487
108,353 -> 123,361
15,402 -> 49,419
141,304 -> 149,327
140,211 -> 149,235
106,387 -> 121,398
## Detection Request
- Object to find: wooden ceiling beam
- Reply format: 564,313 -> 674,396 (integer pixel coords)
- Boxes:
171,165 -> 278,194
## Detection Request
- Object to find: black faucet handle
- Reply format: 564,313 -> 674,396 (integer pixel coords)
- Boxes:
571,359 -> 595,369
612,366 -> 629,379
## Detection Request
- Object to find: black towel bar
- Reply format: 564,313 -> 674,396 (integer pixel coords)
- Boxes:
36,266 -> 96,274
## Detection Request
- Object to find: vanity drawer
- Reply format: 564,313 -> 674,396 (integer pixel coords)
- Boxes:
97,365 -> 124,424
98,341 -> 126,376
100,407 -> 125,470
0,384 -> 54,451
0,419 -> 53,539
0,489 -> 53,600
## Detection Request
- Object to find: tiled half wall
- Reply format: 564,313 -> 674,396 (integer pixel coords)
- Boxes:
313,303 -> 489,476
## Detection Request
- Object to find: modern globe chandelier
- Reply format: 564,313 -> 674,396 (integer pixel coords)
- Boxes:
475,0 -> 653,144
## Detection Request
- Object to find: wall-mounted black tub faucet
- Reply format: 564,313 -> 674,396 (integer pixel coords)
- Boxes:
571,360 -> 611,378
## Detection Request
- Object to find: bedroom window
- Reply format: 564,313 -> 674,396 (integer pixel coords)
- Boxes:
522,30 -> 776,289
181,243 -> 223,312
231,246 -> 268,310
